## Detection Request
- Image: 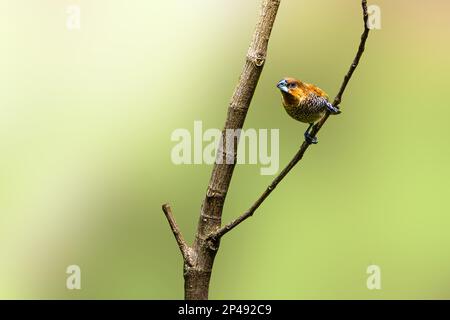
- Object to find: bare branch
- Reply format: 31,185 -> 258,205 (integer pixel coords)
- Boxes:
209,0 -> 370,241
184,0 -> 281,300
162,203 -> 194,266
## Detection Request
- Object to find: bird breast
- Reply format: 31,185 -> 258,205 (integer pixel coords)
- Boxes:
283,96 -> 326,124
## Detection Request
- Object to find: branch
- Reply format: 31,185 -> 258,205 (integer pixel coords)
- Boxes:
209,0 -> 370,241
162,0 -> 280,300
162,204 -> 194,266
184,0 -> 281,300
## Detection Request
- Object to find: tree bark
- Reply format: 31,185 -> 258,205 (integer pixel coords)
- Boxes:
208,0 -> 370,241
163,0 -> 370,300
185,0 -> 281,300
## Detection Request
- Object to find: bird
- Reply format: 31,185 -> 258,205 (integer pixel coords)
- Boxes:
276,77 -> 341,144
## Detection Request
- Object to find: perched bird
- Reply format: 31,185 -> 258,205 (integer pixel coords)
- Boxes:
277,77 -> 341,144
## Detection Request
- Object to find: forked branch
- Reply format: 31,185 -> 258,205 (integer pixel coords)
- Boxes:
162,0 -> 281,299
162,204 -> 194,266
209,0 -> 370,241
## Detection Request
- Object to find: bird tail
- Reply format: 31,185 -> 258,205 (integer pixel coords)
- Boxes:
326,102 -> 341,115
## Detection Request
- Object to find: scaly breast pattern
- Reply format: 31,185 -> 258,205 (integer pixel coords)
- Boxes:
284,93 -> 327,124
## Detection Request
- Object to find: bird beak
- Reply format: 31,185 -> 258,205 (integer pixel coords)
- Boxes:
277,79 -> 289,93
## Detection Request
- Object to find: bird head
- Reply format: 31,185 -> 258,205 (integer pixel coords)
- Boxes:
277,77 -> 304,107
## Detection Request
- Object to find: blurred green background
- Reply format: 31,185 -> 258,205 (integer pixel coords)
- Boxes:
1,0 -> 450,299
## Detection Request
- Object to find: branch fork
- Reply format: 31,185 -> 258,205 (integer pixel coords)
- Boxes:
207,0 -> 370,243
161,204 -> 195,267
161,0 -> 370,299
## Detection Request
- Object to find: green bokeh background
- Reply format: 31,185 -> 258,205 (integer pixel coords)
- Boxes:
1,0 -> 450,299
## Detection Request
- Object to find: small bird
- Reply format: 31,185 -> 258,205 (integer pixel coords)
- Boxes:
277,77 -> 341,144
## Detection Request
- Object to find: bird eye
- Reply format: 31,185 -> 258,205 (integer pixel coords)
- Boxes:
288,83 -> 296,89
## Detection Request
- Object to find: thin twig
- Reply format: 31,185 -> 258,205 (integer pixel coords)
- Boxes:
162,203 -> 194,266
209,0 -> 370,241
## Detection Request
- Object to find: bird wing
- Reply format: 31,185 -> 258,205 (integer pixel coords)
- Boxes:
305,83 -> 329,100
305,93 -> 329,109
306,92 -> 340,114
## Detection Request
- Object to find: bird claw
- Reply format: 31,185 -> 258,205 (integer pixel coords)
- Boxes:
304,132 -> 318,145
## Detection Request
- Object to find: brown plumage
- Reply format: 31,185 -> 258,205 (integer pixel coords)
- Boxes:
276,77 -> 340,144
